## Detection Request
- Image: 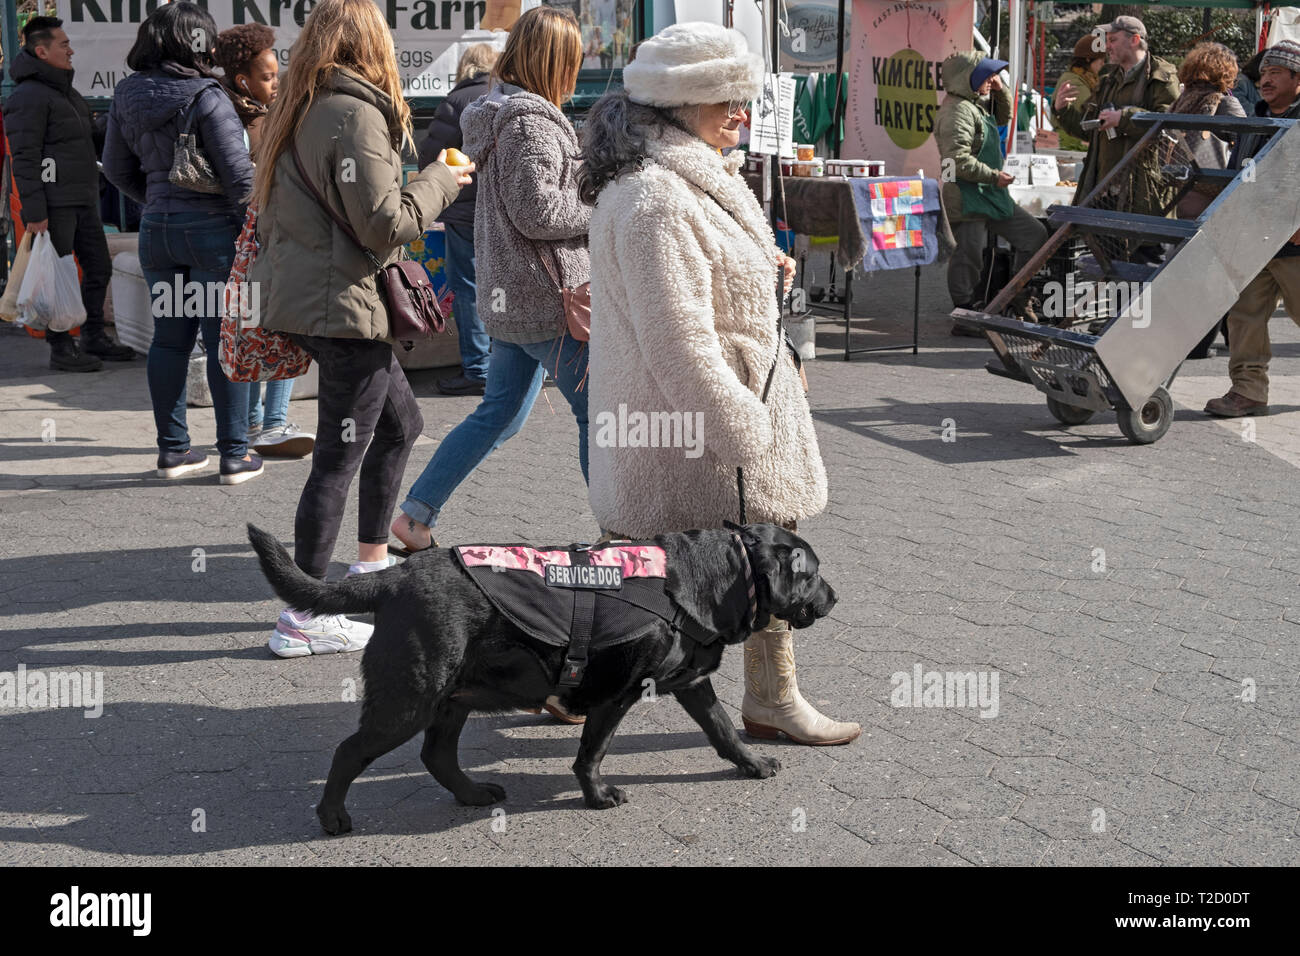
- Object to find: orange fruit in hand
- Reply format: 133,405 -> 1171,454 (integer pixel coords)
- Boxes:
444,148 -> 471,167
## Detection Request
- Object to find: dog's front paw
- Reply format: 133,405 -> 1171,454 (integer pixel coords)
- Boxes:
317,804 -> 352,835
456,781 -> 507,806
585,783 -> 629,809
741,756 -> 781,779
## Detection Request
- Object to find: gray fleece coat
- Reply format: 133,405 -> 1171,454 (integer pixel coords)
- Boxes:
460,84 -> 591,344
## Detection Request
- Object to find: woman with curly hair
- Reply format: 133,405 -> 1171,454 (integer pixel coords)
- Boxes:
213,23 -> 279,158
579,23 -> 860,746
213,23 -> 314,459
1170,42 -> 1245,220
1171,42 -> 1245,358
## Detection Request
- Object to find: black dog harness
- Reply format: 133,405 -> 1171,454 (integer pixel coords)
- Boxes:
454,537 -> 757,688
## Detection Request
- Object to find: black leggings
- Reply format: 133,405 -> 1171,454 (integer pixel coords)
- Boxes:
288,334 -> 424,579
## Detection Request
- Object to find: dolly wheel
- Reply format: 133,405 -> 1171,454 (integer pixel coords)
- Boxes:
1117,386 -> 1173,444
1046,397 -> 1095,426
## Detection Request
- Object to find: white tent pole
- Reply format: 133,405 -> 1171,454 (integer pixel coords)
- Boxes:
1008,0 -> 1025,153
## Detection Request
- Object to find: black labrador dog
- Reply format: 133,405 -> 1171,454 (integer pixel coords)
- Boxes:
247,522 -> 838,835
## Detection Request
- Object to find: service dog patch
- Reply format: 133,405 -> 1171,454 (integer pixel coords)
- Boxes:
545,564 -> 623,589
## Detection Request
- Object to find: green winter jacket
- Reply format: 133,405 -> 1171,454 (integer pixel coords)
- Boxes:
1052,66 -> 1098,142
935,51 -> 1014,223
1072,54 -> 1180,215
251,68 -> 461,342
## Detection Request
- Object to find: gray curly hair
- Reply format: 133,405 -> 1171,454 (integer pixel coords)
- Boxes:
578,90 -> 703,205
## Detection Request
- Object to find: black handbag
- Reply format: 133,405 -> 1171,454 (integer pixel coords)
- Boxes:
168,90 -> 224,194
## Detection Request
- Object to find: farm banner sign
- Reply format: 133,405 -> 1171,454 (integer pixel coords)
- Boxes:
844,0 -> 975,177
54,0 -> 522,98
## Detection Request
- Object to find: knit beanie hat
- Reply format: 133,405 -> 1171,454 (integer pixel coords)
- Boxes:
1261,40 -> 1300,74
1073,34 -> 1104,60
623,22 -> 764,108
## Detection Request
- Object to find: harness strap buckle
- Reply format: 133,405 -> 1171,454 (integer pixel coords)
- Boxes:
557,586 -> 597,688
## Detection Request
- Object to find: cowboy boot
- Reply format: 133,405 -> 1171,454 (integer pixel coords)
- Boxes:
741,620 -> 860,745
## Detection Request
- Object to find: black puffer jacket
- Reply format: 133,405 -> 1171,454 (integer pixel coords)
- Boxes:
1,50 -> 99,222
101,62 -> 254,217
416,73 -> 488,228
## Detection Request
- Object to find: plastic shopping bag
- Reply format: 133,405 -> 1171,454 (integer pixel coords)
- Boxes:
15,233 -> 87,332
0,232 -> 35,322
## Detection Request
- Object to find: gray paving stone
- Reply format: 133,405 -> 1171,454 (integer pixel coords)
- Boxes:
1115,814 -> 1234,864
1099,774 -> 1197,817
1013,793 -> 1125,841
1189,789 -> 1300,835
937,818 -> 1052,865
1155,754 -> 1259,793
840,798 -> 950,845
914,776 -> 1025,819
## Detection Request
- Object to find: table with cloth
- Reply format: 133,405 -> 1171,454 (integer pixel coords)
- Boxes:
744,173 -> 956,359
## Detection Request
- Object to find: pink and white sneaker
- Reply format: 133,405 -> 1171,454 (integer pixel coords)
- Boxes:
268,610 -> 374,658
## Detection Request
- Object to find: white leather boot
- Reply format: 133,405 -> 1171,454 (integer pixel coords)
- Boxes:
741,621 -> 860,745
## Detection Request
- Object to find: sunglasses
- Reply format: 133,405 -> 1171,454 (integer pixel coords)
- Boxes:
725,100 -> 751,118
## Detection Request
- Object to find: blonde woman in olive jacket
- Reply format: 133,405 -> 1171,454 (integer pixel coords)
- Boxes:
581,23 -> 860,746
249,0 -> 468,658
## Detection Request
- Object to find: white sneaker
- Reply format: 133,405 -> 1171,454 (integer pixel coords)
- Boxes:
252,423 -> 315,458
269,610 -> 374,658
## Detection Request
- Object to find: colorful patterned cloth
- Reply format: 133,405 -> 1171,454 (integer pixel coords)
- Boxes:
404,227 -> 455,318
850,176 -> 945,271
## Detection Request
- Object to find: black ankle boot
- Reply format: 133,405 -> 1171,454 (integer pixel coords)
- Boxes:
47,331 -> 103,372
82,330 -> 136,361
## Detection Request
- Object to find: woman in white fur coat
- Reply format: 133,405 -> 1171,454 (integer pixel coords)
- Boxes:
580,23 -> 859,746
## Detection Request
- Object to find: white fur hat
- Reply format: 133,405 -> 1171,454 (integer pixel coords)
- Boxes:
623,22 -> 764,108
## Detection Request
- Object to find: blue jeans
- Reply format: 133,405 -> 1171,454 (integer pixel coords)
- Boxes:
138,211 -> 250,460
249,379 -> 295,432
444,222 -> 491,380
401,335 -> 589,527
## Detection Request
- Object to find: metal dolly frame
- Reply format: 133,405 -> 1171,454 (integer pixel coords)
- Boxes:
953,112 -> 1300,444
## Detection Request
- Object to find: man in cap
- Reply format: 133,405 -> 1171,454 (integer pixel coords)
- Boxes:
936,51 -> 1047,332
1071,16 -> 1179,233
1204,40 -> 1300,418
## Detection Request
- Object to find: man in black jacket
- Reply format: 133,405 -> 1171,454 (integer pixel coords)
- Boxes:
417,44 -> 498,396
3,17 -> 134,371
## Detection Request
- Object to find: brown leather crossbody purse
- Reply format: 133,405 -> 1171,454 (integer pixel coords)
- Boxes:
292,142 -> 445,350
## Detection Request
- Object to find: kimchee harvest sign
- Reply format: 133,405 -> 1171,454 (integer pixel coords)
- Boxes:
55,0 -> 517,98
844,0 -> 975,176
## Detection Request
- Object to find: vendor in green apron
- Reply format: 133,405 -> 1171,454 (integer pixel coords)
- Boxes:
935,51 -> 1048,334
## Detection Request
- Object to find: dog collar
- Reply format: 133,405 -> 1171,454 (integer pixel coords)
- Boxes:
731,532 -> 759,630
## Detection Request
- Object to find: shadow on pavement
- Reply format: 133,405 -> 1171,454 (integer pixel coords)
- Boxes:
0,544 -> 283,614
0,699 -> 749,854
812,401 -> 1133,462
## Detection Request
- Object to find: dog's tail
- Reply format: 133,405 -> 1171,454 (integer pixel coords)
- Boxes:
247,523 -> 396,616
